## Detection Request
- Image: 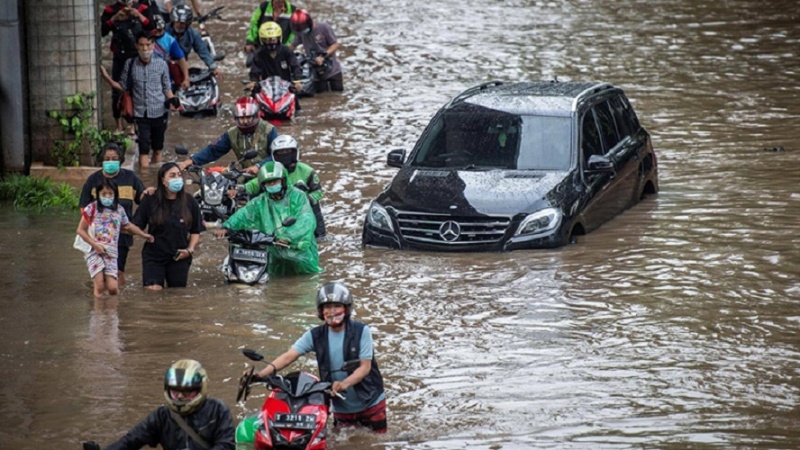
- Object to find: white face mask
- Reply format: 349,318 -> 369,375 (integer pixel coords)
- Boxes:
139,49 -> 153,61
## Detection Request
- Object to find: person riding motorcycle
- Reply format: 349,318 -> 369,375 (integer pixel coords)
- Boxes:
215,161 -> 321,275
89,359 -> 235,450
177,96 -> 278,176
249,22 -> 302,92
244,0 -> 297,52
166,5 -> 219,77
244,135 -> 326,238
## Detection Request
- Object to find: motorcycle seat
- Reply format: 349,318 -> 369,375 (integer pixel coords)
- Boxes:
189,69 -> 214,83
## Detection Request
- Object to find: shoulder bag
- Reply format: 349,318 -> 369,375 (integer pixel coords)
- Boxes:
118,58 -> 135,121
169,410 -> 211,450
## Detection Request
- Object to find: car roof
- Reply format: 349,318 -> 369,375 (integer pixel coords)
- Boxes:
452,81 -> 613,117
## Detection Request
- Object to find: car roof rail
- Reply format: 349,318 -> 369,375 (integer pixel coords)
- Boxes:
446,80 -> 505,107
572,82 -> 613,111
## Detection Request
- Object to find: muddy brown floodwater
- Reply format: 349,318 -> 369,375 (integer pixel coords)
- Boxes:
2,0 -> 800,448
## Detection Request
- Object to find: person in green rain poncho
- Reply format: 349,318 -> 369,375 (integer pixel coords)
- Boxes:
215,161 -> 322,275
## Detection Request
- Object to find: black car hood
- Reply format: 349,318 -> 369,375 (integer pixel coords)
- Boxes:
383,168 -> 569,216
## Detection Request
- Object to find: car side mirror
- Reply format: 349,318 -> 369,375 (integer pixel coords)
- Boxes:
387,149 -> 406,168
586,154 -> 614,173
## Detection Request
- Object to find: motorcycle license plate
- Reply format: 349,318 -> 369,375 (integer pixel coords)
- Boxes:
232,248 -> 267,264
273,413 -> 316,430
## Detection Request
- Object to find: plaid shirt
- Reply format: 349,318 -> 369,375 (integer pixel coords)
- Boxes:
120,56 -> 171,119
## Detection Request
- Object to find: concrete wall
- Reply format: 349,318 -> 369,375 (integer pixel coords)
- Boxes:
25,0 -> 99,166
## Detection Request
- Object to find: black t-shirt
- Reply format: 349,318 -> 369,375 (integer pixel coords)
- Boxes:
79,169 -> 146,248
132,193 -> 205,262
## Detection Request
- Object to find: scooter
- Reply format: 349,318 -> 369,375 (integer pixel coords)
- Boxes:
222,217 -> 294,285
251,76 -> 297,125
235,349 -> 359,450
174,146 -> 257,228
177,6 -> 225,116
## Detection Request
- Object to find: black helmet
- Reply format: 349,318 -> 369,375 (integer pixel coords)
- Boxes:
171,5 -> 193,25
316,282 -> 353,320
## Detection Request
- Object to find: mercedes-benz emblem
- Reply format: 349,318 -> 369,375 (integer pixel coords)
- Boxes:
438,221 -> 461,242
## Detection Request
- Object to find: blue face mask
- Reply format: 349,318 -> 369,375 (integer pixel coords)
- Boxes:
100,197 -> 114,207
103,161 -> 120,174
266,184 -> 283,194
168,178 -> 184,193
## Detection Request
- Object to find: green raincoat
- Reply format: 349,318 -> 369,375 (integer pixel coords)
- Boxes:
223,186 -> 322,275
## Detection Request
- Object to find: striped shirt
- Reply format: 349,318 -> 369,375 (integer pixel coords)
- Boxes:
120,56 -> 172,119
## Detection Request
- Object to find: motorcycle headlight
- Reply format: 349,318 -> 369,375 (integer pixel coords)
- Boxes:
366,202 -> 394,232
205,187 -> 224,205
238,265 -> 262,284
515,208 -> 562,237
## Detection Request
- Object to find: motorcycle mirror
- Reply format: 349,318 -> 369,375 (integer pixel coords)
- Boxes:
174,146 -> 189,156
242,348 -> 265,361
83,441 -> 101,450
341,359 -> 360,374
281,217 -> 297,227
242,149 -> 259,160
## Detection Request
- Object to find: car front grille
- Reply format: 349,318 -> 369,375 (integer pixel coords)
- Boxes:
395,210 -> 511,245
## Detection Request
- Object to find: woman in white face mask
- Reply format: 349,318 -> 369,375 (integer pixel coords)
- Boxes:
131,163 -> 205,290
119,32 -> 181,169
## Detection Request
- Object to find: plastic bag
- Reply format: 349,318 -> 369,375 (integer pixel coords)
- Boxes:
73,234 -> 92,253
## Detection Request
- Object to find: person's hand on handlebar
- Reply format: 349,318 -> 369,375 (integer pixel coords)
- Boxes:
214,228 -> 228,239
178,158 -> 195,171
245,165 -> 260,175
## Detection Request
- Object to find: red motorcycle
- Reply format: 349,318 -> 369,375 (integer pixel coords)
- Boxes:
235,349 -> 357,450
251,76 -> 297,126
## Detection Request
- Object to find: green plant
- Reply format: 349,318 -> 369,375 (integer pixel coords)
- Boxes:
0,174 -> 79,211
48,92 -> 133,168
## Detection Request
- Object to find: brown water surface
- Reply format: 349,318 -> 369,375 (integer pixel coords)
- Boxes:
2,0 -> 800,448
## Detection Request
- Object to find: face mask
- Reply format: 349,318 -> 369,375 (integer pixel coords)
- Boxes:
100,197 -> 114,208
266,184 -> 282,194
139,49 -> 153,61
325,311 -> 346,326
168,178 -> 184,193
265,43 -> 279,52
103,161 -> 120,174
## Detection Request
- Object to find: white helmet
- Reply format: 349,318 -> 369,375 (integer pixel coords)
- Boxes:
270,135 -> 300,172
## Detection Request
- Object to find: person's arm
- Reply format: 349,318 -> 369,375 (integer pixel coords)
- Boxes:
190,28 -> 217,71
186,132 -> 233,167
324,42 -> 341,59
100,6 -> 115,36
245,7 -> 263,49
177,57 -> 190,89
132,4 -> 151,28
77,209 -> 105,255
133,175 -> 147,204
189,0 -> 203,17
100,65 -> 124,91
244,177 -> 261,196
332,359 -> 371,396
209,401 -> 236,450
160,61 -> 175,101
277,191 -> 315,245
256,348 -> 301,378
104,409 -> 163,450
306,170 -> 323,204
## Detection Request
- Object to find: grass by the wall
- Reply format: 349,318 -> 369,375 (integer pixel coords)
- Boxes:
0,175 -> 79,211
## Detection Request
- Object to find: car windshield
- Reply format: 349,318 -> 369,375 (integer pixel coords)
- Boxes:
411,103 -> 572,170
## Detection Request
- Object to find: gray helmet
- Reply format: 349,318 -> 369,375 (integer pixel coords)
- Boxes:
316,282 -> 353,320
171,5 -> 193,25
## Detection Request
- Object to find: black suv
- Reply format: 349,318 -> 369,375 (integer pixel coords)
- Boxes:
362,80 -> 658,251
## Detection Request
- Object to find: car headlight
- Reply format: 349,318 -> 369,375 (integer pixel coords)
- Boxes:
515,208 -> 562,236
366,202 -> 394,232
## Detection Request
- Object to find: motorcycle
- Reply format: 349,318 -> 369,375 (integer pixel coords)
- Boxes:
222,218 -> 294,286
235,349 -> 359,449
174,146 -> 257,228
294,52 -> 317,98
177,6 -> 225,116
251,76 -> 297,125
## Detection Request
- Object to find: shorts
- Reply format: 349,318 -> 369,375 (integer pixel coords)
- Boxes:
333,399 -> 387,433
142,257 -> 192,288
86,251 -> 119,279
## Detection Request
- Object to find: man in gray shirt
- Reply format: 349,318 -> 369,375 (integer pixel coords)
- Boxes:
121,31 -> 180,169
288,9 -> 343,93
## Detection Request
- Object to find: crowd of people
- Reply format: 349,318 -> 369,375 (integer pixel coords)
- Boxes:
80,2 -> 379,447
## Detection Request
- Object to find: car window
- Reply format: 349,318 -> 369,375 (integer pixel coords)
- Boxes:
594,101 -> 620,152
411,104 -> 571,171
614,95 -> 640,133
581,111 -> 602,165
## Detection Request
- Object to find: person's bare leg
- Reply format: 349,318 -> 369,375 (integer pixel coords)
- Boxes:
152,149 -> 163,164
139,152 -> 150,169
117,271 -> 126,286
145,284 -> 163,291
106,275 -> 119,296
93,273 -> 106,298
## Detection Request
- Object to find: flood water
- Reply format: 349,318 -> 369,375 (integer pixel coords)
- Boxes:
3,0 -> 800,448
